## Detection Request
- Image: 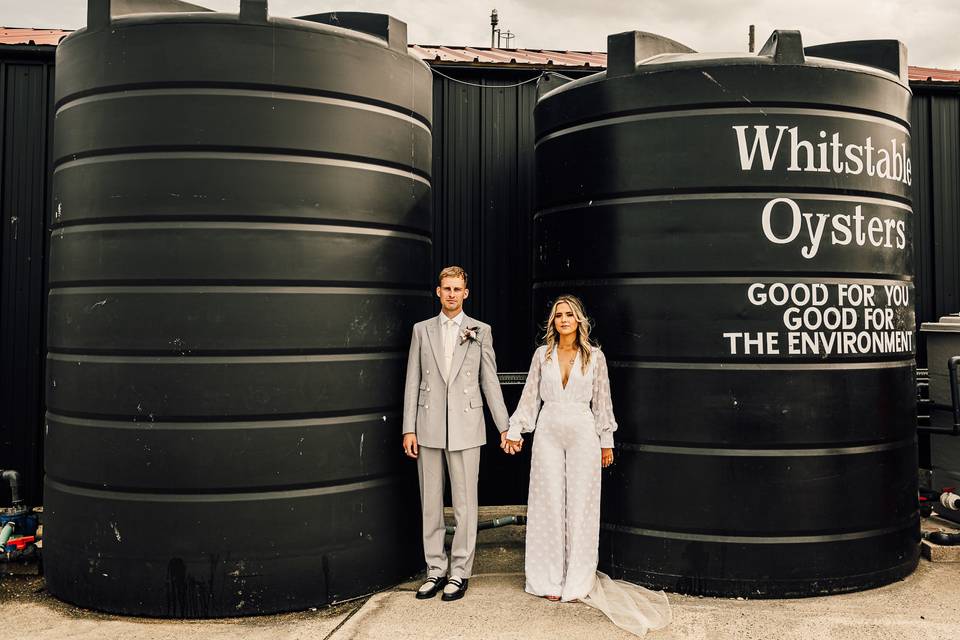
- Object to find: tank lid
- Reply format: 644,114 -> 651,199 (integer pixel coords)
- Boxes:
921,315 -> 960,333
76,1 -> 414,58
608,29 -> 907,80
540,28 -> 910,103
85,0 -> 412,48
87,0 -> 234,28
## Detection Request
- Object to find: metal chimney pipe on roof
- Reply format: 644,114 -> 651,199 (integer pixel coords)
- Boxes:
491,9 -> 499,47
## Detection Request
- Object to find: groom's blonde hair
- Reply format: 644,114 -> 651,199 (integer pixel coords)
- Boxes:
438,266 -> 468,287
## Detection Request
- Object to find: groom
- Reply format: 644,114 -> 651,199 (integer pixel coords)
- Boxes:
402,266 -> 512,601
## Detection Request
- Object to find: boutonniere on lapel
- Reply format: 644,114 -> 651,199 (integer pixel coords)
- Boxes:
459,325 -> 481,345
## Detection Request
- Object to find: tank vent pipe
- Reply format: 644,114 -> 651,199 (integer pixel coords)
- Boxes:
1,470 -> 21,506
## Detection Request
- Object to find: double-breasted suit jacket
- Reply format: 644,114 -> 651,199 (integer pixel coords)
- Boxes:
402,314 -> 509,450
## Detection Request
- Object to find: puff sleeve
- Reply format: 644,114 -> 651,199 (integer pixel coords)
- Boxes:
591,349 -> 618,448
507,346 -> 544,441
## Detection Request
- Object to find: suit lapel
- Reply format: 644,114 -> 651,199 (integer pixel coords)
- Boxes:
448,314 -> 472,382
426,319 -> 448,383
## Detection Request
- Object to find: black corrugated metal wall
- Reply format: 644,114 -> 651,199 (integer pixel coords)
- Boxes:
1,50 -> 960,504
912,85 -> 960,353
430,68 -> 540,371
911,85 -> 960,470
429,68 -> 540,505
0,47 -> 54,506
427,67 -> 600,504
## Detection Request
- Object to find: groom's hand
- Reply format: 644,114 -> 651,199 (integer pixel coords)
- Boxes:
500,432 -> 522,455
403,433 -> 419,459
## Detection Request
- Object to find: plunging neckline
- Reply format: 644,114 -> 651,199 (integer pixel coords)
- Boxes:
556,346 -> 578,390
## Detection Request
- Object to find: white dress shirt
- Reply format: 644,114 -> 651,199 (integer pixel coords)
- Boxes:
439,311 -> 465,378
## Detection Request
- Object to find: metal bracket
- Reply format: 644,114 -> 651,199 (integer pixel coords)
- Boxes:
536,72 -> 573,101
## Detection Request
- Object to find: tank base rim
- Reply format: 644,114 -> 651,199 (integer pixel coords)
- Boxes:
43,568 -> 423,619
601,551 -> 919,599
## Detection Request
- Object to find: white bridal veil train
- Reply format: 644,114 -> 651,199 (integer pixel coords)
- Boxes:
582,571 -> 672,636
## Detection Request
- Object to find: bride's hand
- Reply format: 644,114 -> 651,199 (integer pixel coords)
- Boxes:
500,431 -> 522,454
601,448 -> 614,467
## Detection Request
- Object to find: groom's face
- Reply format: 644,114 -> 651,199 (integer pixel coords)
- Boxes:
437,276 -> 468,314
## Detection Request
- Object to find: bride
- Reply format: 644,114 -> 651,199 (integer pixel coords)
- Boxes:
504,295 -> 671,636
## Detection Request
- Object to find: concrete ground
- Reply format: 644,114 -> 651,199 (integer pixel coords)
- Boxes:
3,507 -> 959,640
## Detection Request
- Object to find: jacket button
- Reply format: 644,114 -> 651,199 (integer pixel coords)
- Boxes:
464,408 -> 469,413
427,387 -> 431,392
425,405 -> 429,409
466,372 -> 471,376
463,389 -> 468,394
426,370 -> 430,375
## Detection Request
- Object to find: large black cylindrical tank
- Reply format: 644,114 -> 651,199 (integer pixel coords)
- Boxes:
45,0 -> 432,617
534,31 -> 918,597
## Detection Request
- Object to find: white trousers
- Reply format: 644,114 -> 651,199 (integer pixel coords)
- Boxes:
524,407 -> 602,601
417,445 -> 481,580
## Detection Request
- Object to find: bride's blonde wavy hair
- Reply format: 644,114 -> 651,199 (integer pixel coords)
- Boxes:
542,294 -> 597,374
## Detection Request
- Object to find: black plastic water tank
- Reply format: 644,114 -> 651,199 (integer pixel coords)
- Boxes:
534,31 -> 918,597
45,0 -> 432,616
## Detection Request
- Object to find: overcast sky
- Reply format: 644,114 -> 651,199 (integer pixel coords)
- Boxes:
3,0 -> 958,69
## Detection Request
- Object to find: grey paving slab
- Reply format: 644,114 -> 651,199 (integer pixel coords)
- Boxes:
337,563 -> 960,640
332,574 -> 638,640
1,578 -> 359,640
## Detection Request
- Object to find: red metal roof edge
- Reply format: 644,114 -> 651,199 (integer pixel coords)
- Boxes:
909,65 -> 960,83
409,44 -> 605,68
410,44 -> 607,68
0,27 -> 72,46
2,28 -> 959,82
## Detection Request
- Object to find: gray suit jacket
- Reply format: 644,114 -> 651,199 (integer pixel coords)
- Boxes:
402,313 -> 509,451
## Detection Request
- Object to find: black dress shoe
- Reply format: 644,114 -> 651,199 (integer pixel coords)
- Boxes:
415,576 -> 447,599
441,577 -> 468,601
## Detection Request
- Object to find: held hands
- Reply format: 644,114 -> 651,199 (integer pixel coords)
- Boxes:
405,433 -> 521,458
500,431 -> 523,455
601,447 -> 614,468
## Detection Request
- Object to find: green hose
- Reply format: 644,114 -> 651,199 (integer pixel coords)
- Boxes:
0,522 -> 14,548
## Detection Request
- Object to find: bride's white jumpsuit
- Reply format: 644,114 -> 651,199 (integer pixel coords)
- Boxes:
506,345 -> 617,601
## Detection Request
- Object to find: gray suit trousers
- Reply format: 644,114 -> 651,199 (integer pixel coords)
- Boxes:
417,445 -> 481,580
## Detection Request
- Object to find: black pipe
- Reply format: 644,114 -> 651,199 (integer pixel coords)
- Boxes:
951,356 -> 960,434
923,530 -> 960,546
444,515 -> 527,535
0,470 -> 21,506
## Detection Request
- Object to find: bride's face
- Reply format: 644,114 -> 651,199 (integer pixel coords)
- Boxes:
554,302 -> 578,338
